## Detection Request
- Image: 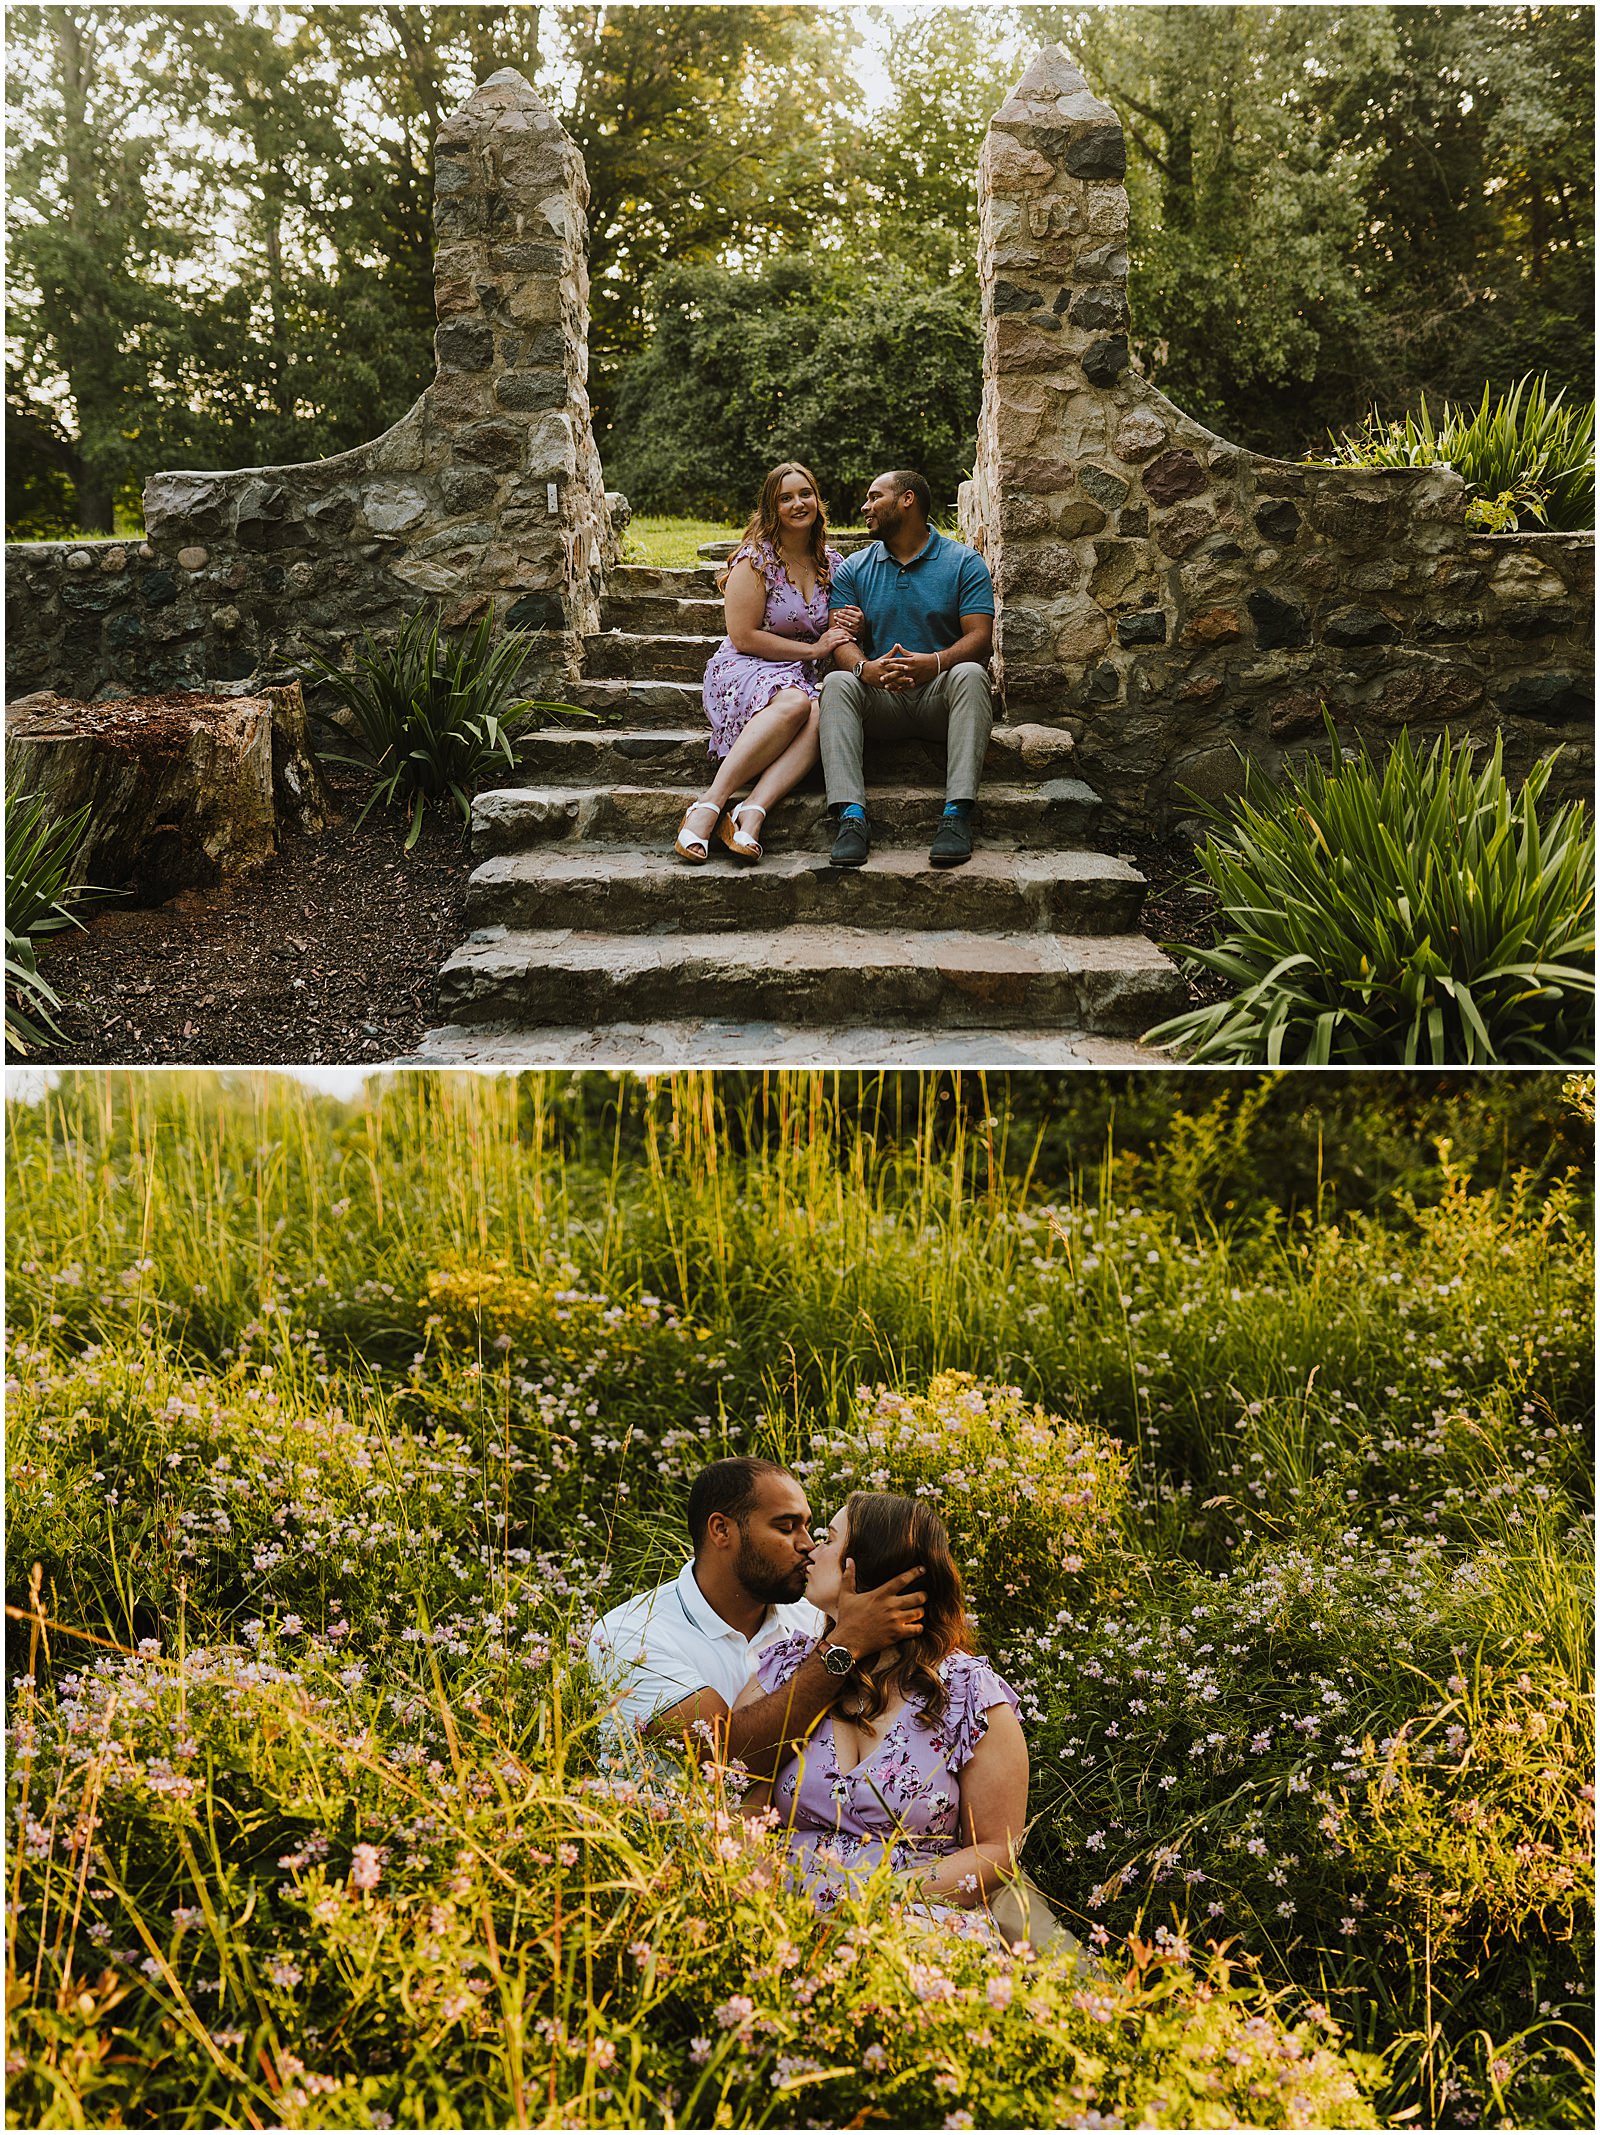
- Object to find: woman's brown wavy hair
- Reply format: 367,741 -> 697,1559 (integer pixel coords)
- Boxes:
825,1491 -> 972,1735
716,461 -> 832,593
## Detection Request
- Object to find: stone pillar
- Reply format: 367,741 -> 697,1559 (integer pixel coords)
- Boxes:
422,66 -> 608,652
130,67 -> 610,694
955,47 -> 1597,832
963,44 -> 1137,716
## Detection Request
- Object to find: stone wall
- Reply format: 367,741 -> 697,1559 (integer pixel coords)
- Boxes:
4,69 -> 611,709
960,46 -> 1594,830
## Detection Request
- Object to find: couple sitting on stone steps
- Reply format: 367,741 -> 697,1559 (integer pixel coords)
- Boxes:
674,461 -> 996,871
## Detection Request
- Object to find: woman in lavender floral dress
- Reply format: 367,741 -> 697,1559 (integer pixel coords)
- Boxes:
675,462 -> 861,864
734,1492 -> 1081,1957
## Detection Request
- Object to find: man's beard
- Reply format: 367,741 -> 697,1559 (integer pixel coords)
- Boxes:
735,1535 -> 808,1605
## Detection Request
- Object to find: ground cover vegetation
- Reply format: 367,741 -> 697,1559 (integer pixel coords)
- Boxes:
6,5 -> 1592,533
4,783 -> 100,1053
5,1069 -> 1593,2129
1147,725 -> 1597,1066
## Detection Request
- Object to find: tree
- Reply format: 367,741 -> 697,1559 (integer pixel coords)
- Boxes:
605,255 -> 982,521
5,6 -> 196,531
547,5 -> 865,418
1016,3 -> 1593,451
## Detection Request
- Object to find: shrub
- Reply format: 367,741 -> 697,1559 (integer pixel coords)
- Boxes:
304,607 -> 582,848
5,1623 -> 1380,2131
4,783 -> 96,1052
1322,374 -> 1595,531
799,1371 -> 1129,1649
1147,727 -> 1595,1065
605,256 -> 982,522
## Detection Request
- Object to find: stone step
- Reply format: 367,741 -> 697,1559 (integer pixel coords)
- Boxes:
511,723 -> 1078,788
472,780 -> 1104,854
404,1020 -> 1166,1067
437,925 -> 1186,1037
599,594 -> 726,633
606,564 -> 722,598
564,677 -> 704,721
464,844 -> 1147,939
583,630 -> 721,683
699,532 -> 873,560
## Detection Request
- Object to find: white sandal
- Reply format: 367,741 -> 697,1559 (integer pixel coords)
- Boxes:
718,802 -> 767,863
674,797 -> 724,864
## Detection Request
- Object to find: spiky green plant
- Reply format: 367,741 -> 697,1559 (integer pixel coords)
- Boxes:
1322,375 -> 1595,531
304,607 -> 586,849
4,785 -> 97,1053
1146,725 -> 1595,1066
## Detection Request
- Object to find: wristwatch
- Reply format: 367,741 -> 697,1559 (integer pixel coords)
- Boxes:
851,658 -> 867,680
821,1641 -> 855,1677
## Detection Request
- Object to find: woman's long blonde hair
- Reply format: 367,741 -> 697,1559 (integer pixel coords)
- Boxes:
716,461 -> 832,592
825,1491 -> 972,1735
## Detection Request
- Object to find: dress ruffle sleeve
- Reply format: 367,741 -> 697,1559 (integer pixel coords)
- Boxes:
942,1651 -> 1022,1771
729,539 -> 784,595
755,1630 -> 816,1695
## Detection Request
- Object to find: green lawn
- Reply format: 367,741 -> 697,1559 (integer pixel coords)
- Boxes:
621,514 -> 870,567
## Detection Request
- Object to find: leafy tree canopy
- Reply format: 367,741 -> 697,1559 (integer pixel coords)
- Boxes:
5,3 -> 1591,532
604,254 -> 983,523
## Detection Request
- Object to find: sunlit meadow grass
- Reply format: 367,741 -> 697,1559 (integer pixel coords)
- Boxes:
5,1070 -> 1594,2128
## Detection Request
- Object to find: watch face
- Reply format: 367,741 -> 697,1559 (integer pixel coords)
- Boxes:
824,1643 -> 853,1676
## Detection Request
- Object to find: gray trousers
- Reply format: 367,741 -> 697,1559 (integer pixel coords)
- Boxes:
818,661 -> 994,810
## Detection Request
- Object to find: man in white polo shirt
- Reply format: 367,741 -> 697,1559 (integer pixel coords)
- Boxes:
586,1456 -> 925,1772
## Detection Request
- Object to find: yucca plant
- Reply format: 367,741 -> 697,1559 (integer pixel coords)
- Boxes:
1146,723 -> 1595,1065
1323,374 -> 1595,532
304,606 -> 587,848
4,785 -> 97,1053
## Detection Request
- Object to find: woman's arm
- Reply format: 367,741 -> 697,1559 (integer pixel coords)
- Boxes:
723,557 -> 852,661
901,1701 -> 1029,1906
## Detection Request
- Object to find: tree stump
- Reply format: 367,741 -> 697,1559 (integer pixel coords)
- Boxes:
4,684 -> 336,906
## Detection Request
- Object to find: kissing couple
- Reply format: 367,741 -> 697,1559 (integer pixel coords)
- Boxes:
587,1457 -> 1091,1961
673,463 -> 997,872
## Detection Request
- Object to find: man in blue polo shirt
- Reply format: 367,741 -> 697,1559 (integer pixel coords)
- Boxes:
821,469 -> 995,868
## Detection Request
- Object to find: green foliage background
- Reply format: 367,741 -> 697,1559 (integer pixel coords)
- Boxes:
5,4 -> 1592,532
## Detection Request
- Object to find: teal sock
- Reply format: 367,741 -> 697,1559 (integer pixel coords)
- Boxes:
943,799 -> 973,818
840,803 -> 867,822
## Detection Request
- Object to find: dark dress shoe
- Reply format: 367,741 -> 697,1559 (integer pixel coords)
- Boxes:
830,815 -> 871,866
928,813 -> 974,867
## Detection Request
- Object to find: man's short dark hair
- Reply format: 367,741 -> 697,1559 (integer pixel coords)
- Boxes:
887,469 -> 932,519
688,1457 -> 790,1553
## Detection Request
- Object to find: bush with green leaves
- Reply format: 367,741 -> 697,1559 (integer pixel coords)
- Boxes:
1322,374 -> 1595,531
1148,727 -> 1595,1065
799,1371 -> 1129,1651
4,783 -> 98,1053
304,607 -> 582,848
7,1609 -> 1382,2131
605,256 -> 982,522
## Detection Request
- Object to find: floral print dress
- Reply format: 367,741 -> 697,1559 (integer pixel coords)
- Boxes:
754,1634 -> 1021,1939
701,540 -> 843,760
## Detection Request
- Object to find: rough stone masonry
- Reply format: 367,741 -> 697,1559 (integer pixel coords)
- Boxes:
959,45 -> 1594,829
4,69 -> 614,710
6,46 -> 1594,836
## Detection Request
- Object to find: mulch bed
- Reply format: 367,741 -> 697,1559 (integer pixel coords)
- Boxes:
1120,833 -> 1231,1010
9,801 -> 1226,1069
10,782 -> 472,1067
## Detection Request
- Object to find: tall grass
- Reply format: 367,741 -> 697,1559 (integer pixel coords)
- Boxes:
6,1070 -> 1593,2128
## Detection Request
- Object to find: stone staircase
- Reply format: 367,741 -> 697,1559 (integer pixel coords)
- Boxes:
410,559 -> 1188,1064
